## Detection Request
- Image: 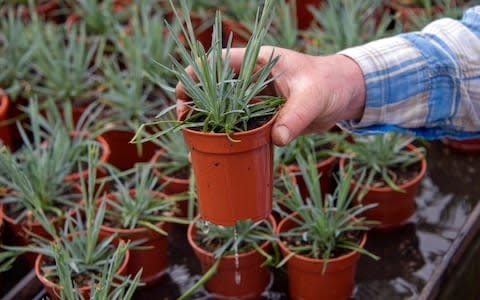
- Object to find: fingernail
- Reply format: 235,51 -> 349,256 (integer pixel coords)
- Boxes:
275,125 -> 290,145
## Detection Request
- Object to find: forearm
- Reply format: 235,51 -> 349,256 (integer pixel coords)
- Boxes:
339,5 -> 480,139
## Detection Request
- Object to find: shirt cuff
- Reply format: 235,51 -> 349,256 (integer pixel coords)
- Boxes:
337,36 -> 426,131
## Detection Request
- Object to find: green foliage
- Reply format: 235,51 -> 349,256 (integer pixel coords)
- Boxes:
276,150 -> 378,273
305,0 -> 400,55
340,133 -> 425,199
115,0 -> 179,97
275,132 -> 345,167
102,163 -> 190,234
31,21 -> 103,105
406,0 -> 466,31
0,8 -> 38,100
263,0 -> 302,50
65,0 -> 130,36
0,100 -> 102,223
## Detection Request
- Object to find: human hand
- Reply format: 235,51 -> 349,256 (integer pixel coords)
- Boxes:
175,46 -> 366,146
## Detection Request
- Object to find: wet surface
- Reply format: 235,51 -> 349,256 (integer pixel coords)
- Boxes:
132,141 -> 480,300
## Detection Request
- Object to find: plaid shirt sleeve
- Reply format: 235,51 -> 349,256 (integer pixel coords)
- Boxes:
339,5 -> 480,140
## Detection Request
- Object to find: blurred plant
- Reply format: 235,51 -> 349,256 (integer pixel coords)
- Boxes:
114,0 -> 179,98
54,241 -> 141,300
263,0 -> 303,50
102,163 -> 190,234
305,0 -> 399,55
31,20 -> 103,108
275,132 -> 345,167
406,0 -> 465,31
65,0 -> 130,36
338,133 -> 425,199
276,150 -> 378,273
0,100 -> 96,223
1,145 -> 134,295
0,8 -> 38,101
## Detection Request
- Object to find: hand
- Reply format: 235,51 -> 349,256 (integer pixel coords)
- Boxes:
175,46 -> 366,146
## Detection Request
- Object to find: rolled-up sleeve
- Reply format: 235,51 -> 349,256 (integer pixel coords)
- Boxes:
339,5 -> 480,140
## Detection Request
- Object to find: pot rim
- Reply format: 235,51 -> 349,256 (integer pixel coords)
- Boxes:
339,143 -> 427,192
276,211 -> 367,264
178,108 -> 278,139
0,90 -> 9,119
187,215 -> 277,261
63,132 -> 111,182
284,154 -> 337,173
35,239 -> 130,295
98,189 -> 171,235
151,150 -> 190,185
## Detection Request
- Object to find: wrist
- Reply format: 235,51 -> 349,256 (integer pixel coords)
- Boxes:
334,54 -> 366,122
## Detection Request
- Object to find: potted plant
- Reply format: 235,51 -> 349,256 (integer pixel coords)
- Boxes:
338,133 -> 427,230
139,110 -> 192,218
99,163 -> 190,286
0,9 -> 39,149
181,216 -> 277,299
134,0 -> 283,226
276,151 -> 378,300
304,0 -> 398,55
31,20 -> 104,120
389,0 -> 457,31
0,144 -> 133,300
49,239 -> 141,300
288,0 -> 323,29
64,0 -> 131,37
97,1 -> 180,170
0,101 -> 108,263
263,0 -> 304,51
275,132 -> 344,199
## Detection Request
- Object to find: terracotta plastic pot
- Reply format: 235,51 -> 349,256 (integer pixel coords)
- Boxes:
222,18 -> 249,47
441,137 -> 480,154
101,129 -> 157,170
339,144 -> 427,230
35,239 -> 130,300
188,215 -> 276,299
289,0 -> 323,29
151,150 -> 191,217
181,112 -> 277,226
285,154 -> 336,200
277,212 -> 367,300
99,189 -> 171,287
0,91 -> 12,149
3,204 -> 78,266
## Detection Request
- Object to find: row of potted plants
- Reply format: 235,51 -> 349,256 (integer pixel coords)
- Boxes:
0,0 -> 464,299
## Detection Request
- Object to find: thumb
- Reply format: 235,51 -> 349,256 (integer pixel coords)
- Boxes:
272,91 -> 319,146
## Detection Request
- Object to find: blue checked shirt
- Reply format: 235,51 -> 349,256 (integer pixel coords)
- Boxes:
340,5 -> 480,140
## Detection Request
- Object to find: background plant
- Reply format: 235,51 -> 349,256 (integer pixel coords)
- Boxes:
102,163 -> 190,235
338,133 -> 425,199
305,0 -> 399,55
276,150 -> 378,273
0,8 -> 38,101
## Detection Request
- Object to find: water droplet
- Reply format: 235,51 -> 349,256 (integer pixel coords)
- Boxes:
235,271 -> 241,285
302,232 -> 308,242
233,224 -> 240,285
202,220 -> 210,235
